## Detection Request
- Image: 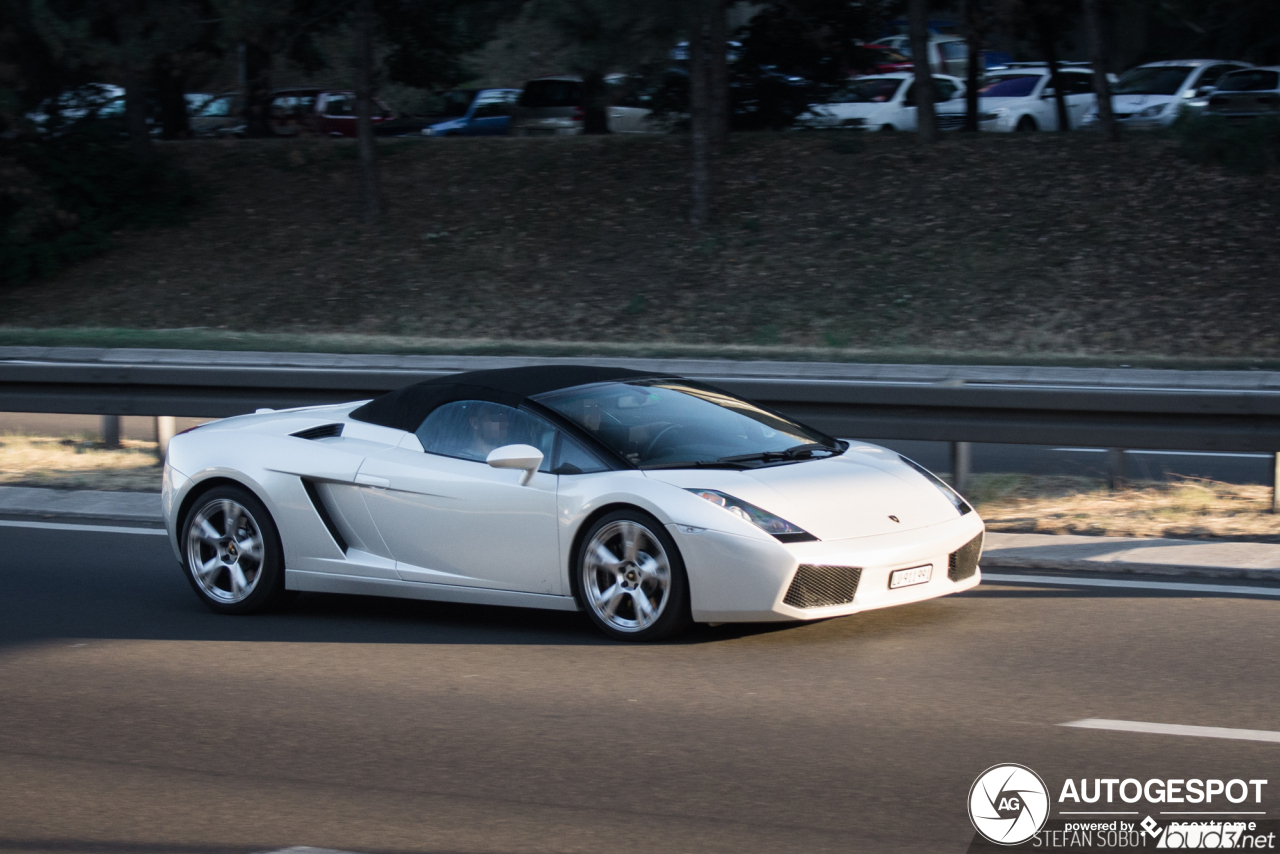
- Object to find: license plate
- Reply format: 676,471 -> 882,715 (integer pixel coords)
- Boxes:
888,565 -> 932,589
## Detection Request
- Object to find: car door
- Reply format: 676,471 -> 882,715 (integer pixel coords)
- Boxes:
317,92 -> 357,137
1060,72 -> 1097,127
356,400 -> 562,594
468,92 -> 514,135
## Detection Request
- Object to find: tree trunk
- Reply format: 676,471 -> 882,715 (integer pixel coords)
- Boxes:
123,68 -> 154,165
243,41 -> 273,138
908,0 -> 937,142
154,54 -> 190,140
1039,28 -> 1072,132
707,0 -> 728,153
354,0 -> 382,223
688,2 -> 712,226
1083,0 -> 1119,141
963,0 -> 983,133
582,70 -> 610,134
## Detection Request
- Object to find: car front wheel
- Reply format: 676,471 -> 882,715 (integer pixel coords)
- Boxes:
1016,116 -> 1038,132
181,485 -> 287,615
578,511 -> 691,641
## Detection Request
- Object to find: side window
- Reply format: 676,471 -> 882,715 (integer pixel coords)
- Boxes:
903,83 -> 915,106
416,401 -> 556,471
472,100 -> 510,118
1196,65 -> 1233,90
323,94 -> 354,116
1060,73 -> 1095,96
554,435 -> 609,475
934,79 -> 959,101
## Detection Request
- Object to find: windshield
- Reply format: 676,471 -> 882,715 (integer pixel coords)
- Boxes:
831,78 -> 903,103
1113,66 -> 1193,95
534,380 -> 839,469
979,75 -> 1040,98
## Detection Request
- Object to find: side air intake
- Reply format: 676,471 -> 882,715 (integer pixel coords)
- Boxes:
292,423 -> 344,440
301,479 -> 348,553
783,565 -> 862,609
948,534 -> 983,582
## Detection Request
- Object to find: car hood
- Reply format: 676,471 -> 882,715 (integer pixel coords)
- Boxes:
808,102 -> 893,119
1107,93 -> 1174,109
645,447 -> 963,541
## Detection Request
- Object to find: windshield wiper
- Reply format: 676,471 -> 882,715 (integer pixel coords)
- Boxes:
641,459 -> 753,470
717,443 -> 844,465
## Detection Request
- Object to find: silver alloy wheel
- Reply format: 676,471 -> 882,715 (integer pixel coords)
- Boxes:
582,520 -> 671,633
186,498 -> 266,603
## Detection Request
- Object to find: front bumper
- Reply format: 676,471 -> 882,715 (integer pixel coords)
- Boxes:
672,512 -> 985,623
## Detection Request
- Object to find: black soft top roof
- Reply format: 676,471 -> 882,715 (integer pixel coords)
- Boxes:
350,365 -> 660,432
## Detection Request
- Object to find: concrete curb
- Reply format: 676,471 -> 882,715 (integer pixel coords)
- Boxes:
0,486 -> 163,527
983,532 -> 1280,582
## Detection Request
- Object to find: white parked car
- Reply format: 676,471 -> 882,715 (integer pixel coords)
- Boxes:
937,63 -> 1103,132
1080,60 -> 1251,130
795,73 -> 965,132
163,366 -> 985,641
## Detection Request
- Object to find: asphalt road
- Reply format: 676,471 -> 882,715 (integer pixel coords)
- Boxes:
2,526 -> 1278,854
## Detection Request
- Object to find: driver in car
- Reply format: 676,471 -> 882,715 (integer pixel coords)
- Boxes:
467,405 -> 511,458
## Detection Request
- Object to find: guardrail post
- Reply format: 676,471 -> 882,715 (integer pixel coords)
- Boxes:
156,416 -> 176,462
101,415 -> 120,449
1272,452 -> 1280,515
951,441 -> 972,495
1107,448 -> 1125,490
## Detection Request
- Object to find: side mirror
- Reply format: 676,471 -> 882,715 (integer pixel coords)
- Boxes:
487,444 -> 544,485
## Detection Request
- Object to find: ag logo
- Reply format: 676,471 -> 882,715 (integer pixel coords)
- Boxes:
968,764 -> 1050,845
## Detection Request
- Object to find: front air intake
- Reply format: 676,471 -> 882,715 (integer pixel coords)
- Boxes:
948,534 -> 983,582
292,423 -> 344,440
783,565 -> 862,609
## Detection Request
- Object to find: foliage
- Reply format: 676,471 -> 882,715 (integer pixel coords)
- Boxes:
0,120 -> 196,285
1172,114 -> 1280,175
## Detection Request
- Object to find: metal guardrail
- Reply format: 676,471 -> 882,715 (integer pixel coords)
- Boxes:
4,357 -> 1280,454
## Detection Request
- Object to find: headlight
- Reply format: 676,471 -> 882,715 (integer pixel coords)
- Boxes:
687,489 -> 816,542
979,110 -> 1003,121
898,456 -> 973,516
1138,104 -> 1166,118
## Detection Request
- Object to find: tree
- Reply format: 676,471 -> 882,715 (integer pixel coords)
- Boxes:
1082,0 -> 1117,141
354,0 -> 380,222
908,0 -> 936,142
962,0 -> 990,132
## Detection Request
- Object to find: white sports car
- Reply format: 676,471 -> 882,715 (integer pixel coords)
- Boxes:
163,366 -> 984,641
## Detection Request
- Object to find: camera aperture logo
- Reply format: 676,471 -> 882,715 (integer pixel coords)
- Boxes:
970,764 -> 1051,845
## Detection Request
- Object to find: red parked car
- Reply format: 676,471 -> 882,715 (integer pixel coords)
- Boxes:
268,88 -> 394,137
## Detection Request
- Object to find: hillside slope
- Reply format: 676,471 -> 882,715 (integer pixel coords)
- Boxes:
3,133 -> 1277,359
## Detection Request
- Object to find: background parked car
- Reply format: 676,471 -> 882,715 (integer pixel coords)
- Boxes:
267,88 -> 394,137
423,89 -> 521,136
794,73 -> 964,132
187,92 -> 243,137
938,64 -> 1102,132
25,83 -> 125,130
1080,60 -> 1251,130
1203,66 -> 1280,120
875,35 -> 1011,78
509,75 -> 666,135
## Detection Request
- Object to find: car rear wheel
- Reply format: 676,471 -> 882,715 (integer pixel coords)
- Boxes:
880,123 -> 896,132
1016,116 -> 1038,132
181,485 -> 287,615
578,511 -> 691,642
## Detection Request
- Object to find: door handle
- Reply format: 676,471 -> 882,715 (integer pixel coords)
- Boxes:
355,473 -> 390,489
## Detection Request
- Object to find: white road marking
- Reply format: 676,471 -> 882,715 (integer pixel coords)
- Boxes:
256,848 -> 362,854
983,573 -> 1280,597
1061,718 -> 1280,744
0,519 -> 167,536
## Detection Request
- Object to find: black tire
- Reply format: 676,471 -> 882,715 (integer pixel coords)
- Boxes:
576,509 -> 692,642
180,484 -> 288,615
880,124 -> 896,132
1016,116 -> 1038,132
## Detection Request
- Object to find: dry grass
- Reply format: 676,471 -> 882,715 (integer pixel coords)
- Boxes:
2,132 -> 1279,359
971,474 -> 1280,542
0,435 -> 162,492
